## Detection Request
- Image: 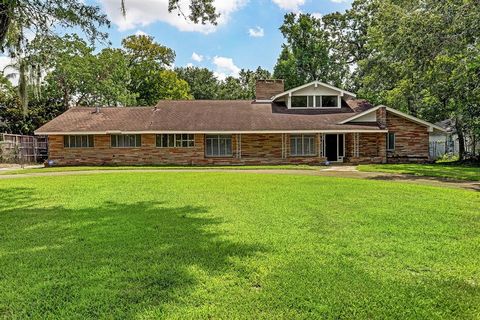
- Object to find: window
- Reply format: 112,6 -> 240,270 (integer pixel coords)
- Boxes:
111,134 -> 141,148
206,135 -> 232,157
290,135 -> 316,156
291,95 -> 340,108
156,134 -> 194,148
64,135 -> 94,148
321,96 -> 339,108
291,96 -> 308,108
387,132 -> 395,151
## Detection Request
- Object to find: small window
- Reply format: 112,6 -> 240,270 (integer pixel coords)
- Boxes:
206,135 -> 232,157
291,96 -> 308,108
111,134 -> 141,148
290,135 -> 316,156
156,134 -> 194,148
64,135 -> 94,148
387,132 -> 395,151
321,96 -> 339,108
315,96 -> 322,108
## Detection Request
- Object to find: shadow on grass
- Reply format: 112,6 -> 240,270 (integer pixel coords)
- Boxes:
0,188 -> 266,318
365,174 -> 480,191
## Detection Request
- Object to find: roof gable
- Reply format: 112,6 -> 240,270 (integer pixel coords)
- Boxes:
339,105 -> 446,132
272,81 -> 356,101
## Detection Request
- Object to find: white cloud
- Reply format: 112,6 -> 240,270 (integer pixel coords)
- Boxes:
248,26 -> 264,37
272,0 -> 305,11
186,62 -> 194,67
212,56 -> 241,80
100,0 -> 246,34
311,12 -> 322,20
191,52 -> 203,62
134,30 -> 148,36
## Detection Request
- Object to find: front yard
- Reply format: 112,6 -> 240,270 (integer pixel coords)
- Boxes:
0,172 -> 479,318
359,163 -> 480,181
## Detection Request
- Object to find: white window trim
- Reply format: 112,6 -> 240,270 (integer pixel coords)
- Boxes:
290,134 -> 317,157
156,134 -> 195,148
64,135 -> 94,148
110,134 -> 142,148
288,95 -> 342,110
205,134 -> 233,158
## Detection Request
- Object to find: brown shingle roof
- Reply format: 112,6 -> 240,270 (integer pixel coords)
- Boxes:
35,99 -> 382,134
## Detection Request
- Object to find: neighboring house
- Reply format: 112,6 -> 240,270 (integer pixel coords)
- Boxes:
35,80 -> 445,165
430,119 -> 479,159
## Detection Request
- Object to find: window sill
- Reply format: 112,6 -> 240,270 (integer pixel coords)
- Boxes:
205,155 -> 234,158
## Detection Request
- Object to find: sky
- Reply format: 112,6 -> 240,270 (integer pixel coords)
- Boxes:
1,0 -> 353,82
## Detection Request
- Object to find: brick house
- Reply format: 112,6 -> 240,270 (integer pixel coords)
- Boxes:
34,80 -> 445,165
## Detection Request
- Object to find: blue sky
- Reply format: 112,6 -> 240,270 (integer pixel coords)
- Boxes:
93,0 -> 352,79
0,0 -> 352,82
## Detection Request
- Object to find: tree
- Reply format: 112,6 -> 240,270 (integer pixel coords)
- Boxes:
323,0 -> 480,160
238,67 -> 272,99
175,66 -> 219,99
43,35 -> 137,108
273,13 -> 349,90
121,35 -> 179,105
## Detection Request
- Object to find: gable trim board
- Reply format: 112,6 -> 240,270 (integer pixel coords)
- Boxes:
339,105 -> 446,132
269,81 -> 357,101
36,129 -> 389,135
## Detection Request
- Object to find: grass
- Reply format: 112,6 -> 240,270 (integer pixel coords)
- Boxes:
359,163 -> 480,181
0,172 -> 479,319
0,164 -> 317,175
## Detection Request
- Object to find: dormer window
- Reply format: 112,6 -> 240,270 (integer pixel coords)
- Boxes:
290,95 -> 340,109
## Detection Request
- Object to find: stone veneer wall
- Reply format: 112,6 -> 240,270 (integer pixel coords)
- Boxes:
47,133 -> 326,166
344,132 -> 387,164
386,111 -> 429,162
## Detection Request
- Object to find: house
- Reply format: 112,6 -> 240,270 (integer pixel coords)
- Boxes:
429,119 -> 479,159
34,80 -> 445,165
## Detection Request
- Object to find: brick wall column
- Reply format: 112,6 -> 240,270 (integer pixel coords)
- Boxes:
376,106 -> 387,129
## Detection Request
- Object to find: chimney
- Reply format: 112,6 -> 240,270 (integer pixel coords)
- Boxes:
255,79 -> 284,101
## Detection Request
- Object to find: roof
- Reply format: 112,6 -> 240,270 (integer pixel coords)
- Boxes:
339,105 -> 446,132
35,99 -> 385,135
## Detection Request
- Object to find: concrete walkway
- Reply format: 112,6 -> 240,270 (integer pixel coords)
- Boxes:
0,166 -> 478,191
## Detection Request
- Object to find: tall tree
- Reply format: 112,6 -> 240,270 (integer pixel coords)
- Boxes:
175,66 -> 219,100
121,35 -> 190,104
273,13 -> 349,89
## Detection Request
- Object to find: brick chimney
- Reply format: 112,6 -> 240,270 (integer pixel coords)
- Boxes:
255,79 -> 284,100
376,106 -> 387,129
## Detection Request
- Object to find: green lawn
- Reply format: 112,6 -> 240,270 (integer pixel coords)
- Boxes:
0,164 -> 316,175
359,163 -> 480,181
0,172 -> 479,319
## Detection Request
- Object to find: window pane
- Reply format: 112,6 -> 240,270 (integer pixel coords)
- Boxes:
322,96 -> 338,108
136,135 -> 141,147
315,96 -> 321,108
225,138 -> 232,155
308,96 -> 314,108
291,96 -> 308,108
88,136 -> 94,147
387,133 -> 395,150
205,135 -> 232,156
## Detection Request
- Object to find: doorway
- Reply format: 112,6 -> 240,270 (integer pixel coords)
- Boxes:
325,134 -> 345,162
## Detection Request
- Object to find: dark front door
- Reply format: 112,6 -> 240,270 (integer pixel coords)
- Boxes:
325,134 -> 338,162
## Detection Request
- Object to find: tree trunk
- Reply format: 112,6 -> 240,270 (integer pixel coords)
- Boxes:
455,118 -> 466,160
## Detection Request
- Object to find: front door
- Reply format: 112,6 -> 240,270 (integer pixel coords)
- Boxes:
325,134 -> 338,162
